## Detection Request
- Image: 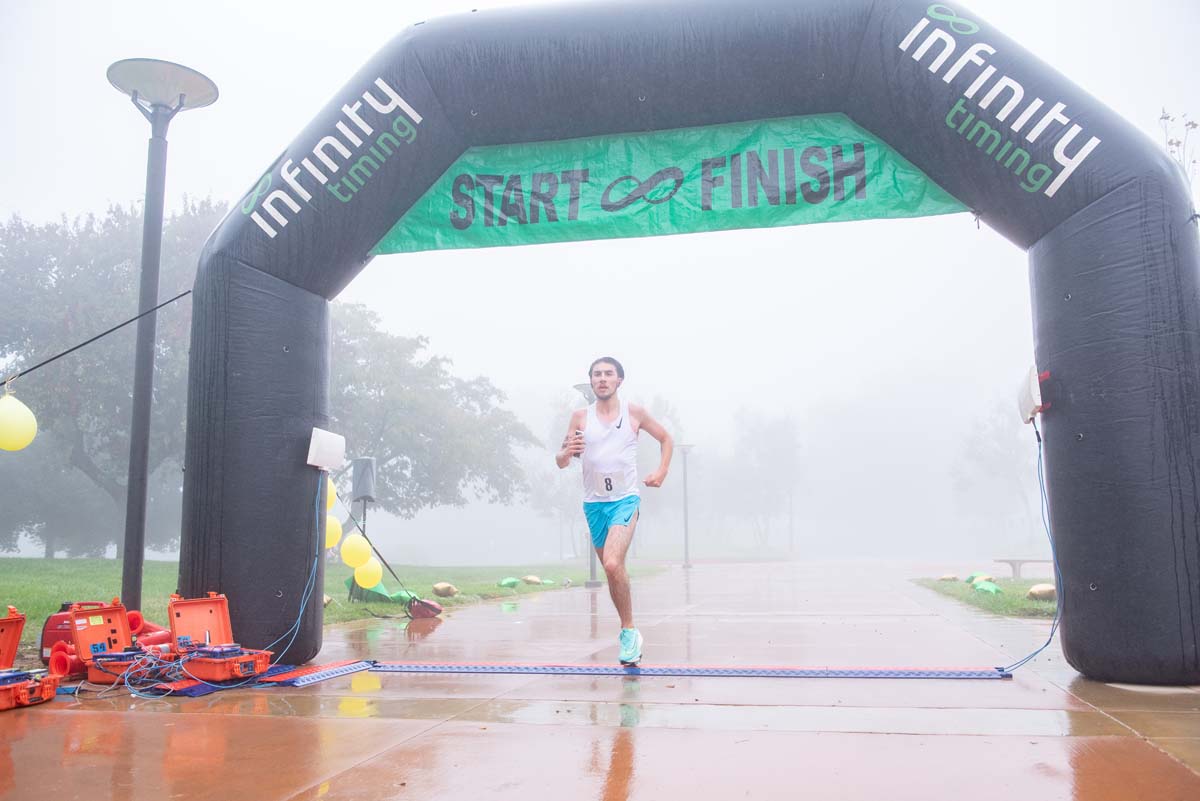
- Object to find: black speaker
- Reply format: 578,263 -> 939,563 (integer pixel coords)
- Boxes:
351,457 -> 376,503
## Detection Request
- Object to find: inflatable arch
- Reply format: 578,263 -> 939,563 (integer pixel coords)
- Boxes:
180,0 -> 1200,683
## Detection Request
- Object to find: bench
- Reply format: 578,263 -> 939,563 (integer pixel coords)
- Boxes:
994,558 -> 1053,580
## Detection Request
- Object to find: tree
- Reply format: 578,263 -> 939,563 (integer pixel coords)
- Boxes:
953,402 -> 1042,553
633,395 -> 685,553
0,433 -> 118,557
1160,108 -> 1198,187
0,200 -> 222,556
329,304 -> 537,517
0,202 -> 536,556
527,394 -> 587,559
721,411 -> 801,549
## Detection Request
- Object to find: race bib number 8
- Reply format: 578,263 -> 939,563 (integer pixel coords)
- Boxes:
593,471 -> 629,497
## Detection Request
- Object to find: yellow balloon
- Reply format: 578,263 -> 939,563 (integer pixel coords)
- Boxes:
340,533 -> 371,568
325,476 -> 336,511
0,394 -> 37,452
325,515 -> 343,549
354,556 -> 382,589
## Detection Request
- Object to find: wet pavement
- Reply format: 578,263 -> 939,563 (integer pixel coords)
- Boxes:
2,560 -> 1198,800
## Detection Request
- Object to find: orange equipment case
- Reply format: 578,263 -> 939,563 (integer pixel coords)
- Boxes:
169,593 -> 271,682
68,599 -> 138,685
0,607 -> 60,710
0,670 -> 60,711
1,606 -> 24,670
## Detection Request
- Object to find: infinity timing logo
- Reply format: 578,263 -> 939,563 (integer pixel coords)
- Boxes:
899,4 -> 1101,198
241,77 -> 423,238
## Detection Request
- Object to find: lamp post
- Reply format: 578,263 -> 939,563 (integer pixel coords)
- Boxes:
107,59 -> 217,611
788,488 -> 795,556
677,444 -> 694,568
571,382 -> 603,588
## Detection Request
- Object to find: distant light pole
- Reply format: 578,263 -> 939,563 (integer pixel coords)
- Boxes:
572,382 -> 603,588
788,488 -> 795,556
677,444 -> 693,568
107,59 -> 217,611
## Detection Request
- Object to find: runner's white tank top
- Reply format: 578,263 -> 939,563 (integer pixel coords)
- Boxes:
581,399 -> 639,503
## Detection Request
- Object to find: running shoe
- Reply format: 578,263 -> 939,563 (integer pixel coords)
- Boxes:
618,628 -> 643,666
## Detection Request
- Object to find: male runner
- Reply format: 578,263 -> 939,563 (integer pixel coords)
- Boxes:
556,357 -> 673,665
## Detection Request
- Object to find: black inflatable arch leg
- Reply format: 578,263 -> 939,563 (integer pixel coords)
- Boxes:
1031,173 -> 1200,683
180,253 -> 329,663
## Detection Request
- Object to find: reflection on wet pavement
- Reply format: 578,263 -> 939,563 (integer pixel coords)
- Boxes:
2,560 -> 1197,800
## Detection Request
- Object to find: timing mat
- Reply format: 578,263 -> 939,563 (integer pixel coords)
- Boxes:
371,662 -> 1012,680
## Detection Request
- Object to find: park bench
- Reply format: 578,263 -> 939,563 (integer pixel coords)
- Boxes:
994,558 -> 1053,580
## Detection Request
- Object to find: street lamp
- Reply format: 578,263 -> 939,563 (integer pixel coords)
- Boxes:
571,382 -> 603,588
108,58 -> 217,611
677,444 -> 694,568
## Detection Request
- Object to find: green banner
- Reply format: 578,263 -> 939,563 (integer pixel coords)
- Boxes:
372,113 -> 965,255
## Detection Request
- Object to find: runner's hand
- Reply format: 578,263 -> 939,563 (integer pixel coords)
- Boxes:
563,432 -> 585,457
643,471 -> 666,488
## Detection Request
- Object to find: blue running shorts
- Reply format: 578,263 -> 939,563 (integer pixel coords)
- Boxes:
583,495 -> 641,549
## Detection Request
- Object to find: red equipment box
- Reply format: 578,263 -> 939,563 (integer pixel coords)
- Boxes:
39,602 -> 78,664
0,670 -> 60,712
1,606 -> 24,670
69,599 -> 135,685
169,593 -> 272,682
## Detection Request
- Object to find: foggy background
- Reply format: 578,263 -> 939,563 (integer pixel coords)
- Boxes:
1,0 -> 1195,566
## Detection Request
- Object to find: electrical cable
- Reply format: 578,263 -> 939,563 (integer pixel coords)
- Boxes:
1,290 -> 192,386
1002,417 -> 1064,673
73,477 -> 324,699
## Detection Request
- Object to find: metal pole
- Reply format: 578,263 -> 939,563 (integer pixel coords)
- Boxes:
681,445 -> 692,569
121,104 -> 174,611
347,500 -> 369,603
788,489 -> 794,555
585,537 -> 602,588
589,548 -> 600,584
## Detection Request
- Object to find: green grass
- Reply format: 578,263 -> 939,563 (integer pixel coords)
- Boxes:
0,559 -> 182,657
319,561 -> 655,625
915,577 -> 1057,618
1,557 -> 656,663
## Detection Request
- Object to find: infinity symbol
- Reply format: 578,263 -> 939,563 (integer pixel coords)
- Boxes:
600,167 -> 685,212
926,4 -> 979,35
241,173 -> 272,214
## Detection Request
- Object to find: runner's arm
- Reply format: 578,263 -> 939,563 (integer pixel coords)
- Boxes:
631,404 -> 673,487
556,409 -> 586,469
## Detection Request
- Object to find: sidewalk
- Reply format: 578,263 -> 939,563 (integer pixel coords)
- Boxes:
3,560 -> 1198,800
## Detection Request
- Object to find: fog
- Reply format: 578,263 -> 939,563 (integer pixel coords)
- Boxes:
1,0 -> 1195,566
336,214 -> 1038,564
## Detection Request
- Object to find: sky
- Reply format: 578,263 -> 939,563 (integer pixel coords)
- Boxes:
1,0 -> 1197,563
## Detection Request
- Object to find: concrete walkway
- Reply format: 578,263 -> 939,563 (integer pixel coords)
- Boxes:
3,561 -> 1198,800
